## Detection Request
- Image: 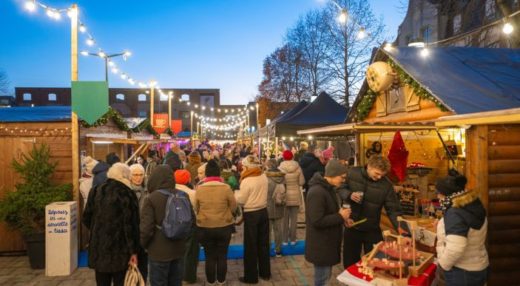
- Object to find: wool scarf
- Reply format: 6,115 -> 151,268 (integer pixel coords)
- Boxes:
240,167 -> 262,182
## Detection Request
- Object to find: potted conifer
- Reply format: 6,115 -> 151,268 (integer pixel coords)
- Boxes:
0,144 -> 71,269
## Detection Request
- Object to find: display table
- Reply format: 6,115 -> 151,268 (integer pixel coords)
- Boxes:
337,261 -> 437,286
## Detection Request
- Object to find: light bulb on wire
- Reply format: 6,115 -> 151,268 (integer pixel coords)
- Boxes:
357,28 -> 367,39
86,38 -> 95,46
24,0 -> 36,12
79,24 -> 87,33
338,8 -> 348,24
503,22 -> 514,35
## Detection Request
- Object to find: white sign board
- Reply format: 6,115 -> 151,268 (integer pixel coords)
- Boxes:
45,202 -> 78,276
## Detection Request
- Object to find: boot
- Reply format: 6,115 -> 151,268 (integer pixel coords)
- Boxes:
216,281 -> 226,286
205,281 -> 216,286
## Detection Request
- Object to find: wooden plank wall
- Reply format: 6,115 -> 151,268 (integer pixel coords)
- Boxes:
485,125 -> 520,285
0,122 -> 72,253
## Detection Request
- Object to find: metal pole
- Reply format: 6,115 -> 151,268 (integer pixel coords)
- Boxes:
104,57 -> 108,83
150,85 -> 155,127
71,4 -> 79,204
190,111 -> 194,148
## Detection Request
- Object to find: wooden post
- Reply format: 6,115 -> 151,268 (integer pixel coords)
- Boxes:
467,126 -> 489,210
150,86 -> 155,128
70,4 -> 79,204
168,92 -> 172,130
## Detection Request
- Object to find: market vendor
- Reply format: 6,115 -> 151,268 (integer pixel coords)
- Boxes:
340,155 -> 406,268
435,174 -> 489,286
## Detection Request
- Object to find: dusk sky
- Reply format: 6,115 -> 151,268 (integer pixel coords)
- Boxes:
1,0 -> 405,104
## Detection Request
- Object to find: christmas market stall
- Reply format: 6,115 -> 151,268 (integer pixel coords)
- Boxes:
260,92 -> 349,157
297,46 -> 520,286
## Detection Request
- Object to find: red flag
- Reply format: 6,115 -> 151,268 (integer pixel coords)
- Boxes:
387,131 -> 409,182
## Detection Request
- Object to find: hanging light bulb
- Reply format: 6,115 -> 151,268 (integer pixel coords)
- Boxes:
79,24 -> 87,33
383,43 -> 393,51
121,73 -> 128,80
80,50 -> 89,56
98,51 -> 106,58
357,27 -> 366,39
111,67 -> 119,74
86,38 -> 95,46
420,48 -> 429,57
108,60 -> 115,67
503,22 -> 514,35
338,8 -> 348,24
24,0 -> 36,12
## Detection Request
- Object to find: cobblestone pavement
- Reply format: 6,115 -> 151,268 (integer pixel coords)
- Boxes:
0,254 -> 346,286
0,214 -> 347,285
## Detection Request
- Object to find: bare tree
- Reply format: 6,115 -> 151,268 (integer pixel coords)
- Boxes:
258,44 -> 308,102
286,10 -> 332,98
322,0 -> 386,107
0,70 -> 10,94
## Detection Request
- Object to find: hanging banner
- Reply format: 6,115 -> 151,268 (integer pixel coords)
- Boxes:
153,113 -> 169,134
171,120 -> 183,134
72,81 -> 109,124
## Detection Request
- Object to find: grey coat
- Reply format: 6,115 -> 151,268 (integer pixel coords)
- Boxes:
265,169 -> 286,219
279,160 -> 305,207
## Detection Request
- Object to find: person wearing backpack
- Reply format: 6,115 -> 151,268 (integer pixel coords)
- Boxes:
265,159 -> 286,257
195,159 -> 237,286
278,150 -> 305,246
140,165 -> 194,286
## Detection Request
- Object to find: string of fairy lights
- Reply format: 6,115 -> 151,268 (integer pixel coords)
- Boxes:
20,0 -> 261,137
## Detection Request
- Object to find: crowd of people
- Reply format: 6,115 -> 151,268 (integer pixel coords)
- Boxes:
79,140 -> 489,286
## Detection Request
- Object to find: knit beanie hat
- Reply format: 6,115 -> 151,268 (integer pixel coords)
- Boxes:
324,159 -> 348,177
242,155 -> 261,168
282,150 -> 294,161
205,159 -> 221,177
174,169 -> 191,185
106,152 -> 120,166
82,156 -> 98,176
436,175 -> 468,196
322,146 -> 335,160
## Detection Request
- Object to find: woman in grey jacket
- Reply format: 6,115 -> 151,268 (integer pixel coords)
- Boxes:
278,150 -> 305,245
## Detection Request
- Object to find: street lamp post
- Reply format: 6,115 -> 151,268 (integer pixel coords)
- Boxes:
81,51 -> 131,82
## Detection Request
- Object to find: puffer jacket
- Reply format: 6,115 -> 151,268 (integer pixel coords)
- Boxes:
437,191 -> 489,272
339,167 -> 402,231
304,173 -> 344,266
279,160 -> 305,207
265,169 -> 286,219
299,152 -> 324,191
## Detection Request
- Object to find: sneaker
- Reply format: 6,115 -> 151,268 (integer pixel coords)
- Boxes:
275,251 -> 282,258
290,241 -> 297,246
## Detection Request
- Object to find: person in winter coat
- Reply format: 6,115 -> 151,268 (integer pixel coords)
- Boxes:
435,175 -> 489,286
264,159 -> 286,257
219,159 -> 239,190
80,156 -> 98,208
174,169 -> 198,284
299,146 -> 325,198
140,165 -> 190,286
82,163 -> 140,286
235,155 -> 271,284
129,163 -> 148,281
305,159 -> 351,286
164,151 -> 183,172
339,155 -> 405,268
129,164 -> 147,209
195,159 -> 237,285
294,141 -> 308,163
278,150 -> 305,245
186,151 -> 202,186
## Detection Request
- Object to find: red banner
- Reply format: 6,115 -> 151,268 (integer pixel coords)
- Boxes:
152,113 -> 169,134
171,120 -> 183,134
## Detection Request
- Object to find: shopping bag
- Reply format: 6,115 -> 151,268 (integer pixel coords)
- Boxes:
124,263 -> 145,286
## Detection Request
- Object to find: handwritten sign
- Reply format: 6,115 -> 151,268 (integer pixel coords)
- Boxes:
45,202 -> 78,276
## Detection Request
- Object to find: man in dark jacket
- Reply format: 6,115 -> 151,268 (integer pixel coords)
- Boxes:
340,155 -> 405,268
299,146 -> 325,197
91,152 -> 120,189
305,159 -> 351,286
141,165 -> 192,286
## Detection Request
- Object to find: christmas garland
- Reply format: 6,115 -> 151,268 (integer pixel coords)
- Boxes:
356,59 -> 448,121
79,107 -> 158,136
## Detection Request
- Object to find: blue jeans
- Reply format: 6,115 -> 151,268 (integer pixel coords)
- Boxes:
314,265 -> 332,286
149,258 -> 183,286
444,266 -> 488,286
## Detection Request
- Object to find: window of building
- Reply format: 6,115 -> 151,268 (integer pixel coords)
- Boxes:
386,88 -> 406,114
23,93 -> 32,101
48,93 -> 57,101
485,0 -> 496,19
138,94 -> 147,102
453,14 -> 462,34
116,93 -> 125,101
138,110 -> 147,117
160,93 -> 168,101
200,95 -> 215,108
181,94 -> 190,101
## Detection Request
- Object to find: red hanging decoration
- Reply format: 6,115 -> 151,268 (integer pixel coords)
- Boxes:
387,131 -> 409,182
